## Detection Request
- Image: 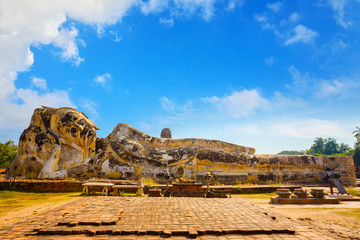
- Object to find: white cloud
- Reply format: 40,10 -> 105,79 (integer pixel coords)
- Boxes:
316,78 -> 360,99
173,0 -> 216,21
271,92 -> 306,109
285,25 -> 318,45
0,0 -> 237,135
253,13 -> 274,30
202,90 -> 270,118
94,73 -> 112,88
254,8 -> 313,46
269,118 -> 344,138
287,65 -> 311,91
288,12 -> 300,23
0,71 -> 17,100
254,13 -> 267,23
140,0 -> 168,15
264,56 -> 275,66
330,40 -> 347,53
0,0 -> 136,132
226,0 -> 245,11
287,65 -> 360,99
159,96 -> 176,111
0,89 -> 74,130
0,73 -> 75,130
81,100 -> 98,120
226,1 -> 236,11
233,124 -> 262,135
32,77 -> 47,90
327,0 -> 352,29
157,97 -> 196,126
109,30 -> 123,42
53,26 -> 84,66
266,2 -> 283,13
159,18 -> 175,27
0,0 -> 135,73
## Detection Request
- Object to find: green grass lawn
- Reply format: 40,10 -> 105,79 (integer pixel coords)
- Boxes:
0,191 -> 82,216
232,192 -> 277,199
335,209 -> 360,219
346,187 -> 360,197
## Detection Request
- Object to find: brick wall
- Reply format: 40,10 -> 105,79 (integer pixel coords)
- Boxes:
0,180 -> 83,192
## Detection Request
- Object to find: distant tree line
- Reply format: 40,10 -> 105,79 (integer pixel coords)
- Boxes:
306,137 -> 351,155
278,127 -> 360,167
278,137 -> 351,156
0,140 -> 18,167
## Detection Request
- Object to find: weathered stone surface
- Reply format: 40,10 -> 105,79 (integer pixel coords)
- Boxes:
101,122 -> 254,182
7,107 -> 98,179
6,107 -> 357,186
160,128 -> 172,138
6,107 -> 254,181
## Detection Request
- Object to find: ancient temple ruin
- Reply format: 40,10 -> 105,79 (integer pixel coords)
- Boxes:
6,107 -> 357,186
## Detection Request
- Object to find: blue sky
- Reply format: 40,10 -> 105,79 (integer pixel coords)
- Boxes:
1,0 -> 360,154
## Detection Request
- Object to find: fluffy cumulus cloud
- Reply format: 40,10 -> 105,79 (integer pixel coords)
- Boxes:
31,77 -> 47,90
0,0 -> 136,131
285,25 -> 318,45
140,0 -> 168,15
0,0 -> 239,134
202,90 -> 270,118
0,89 -> 74,130
0,0 -> 136,74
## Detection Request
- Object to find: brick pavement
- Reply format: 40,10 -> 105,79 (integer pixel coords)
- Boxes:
0,197 -> 337,239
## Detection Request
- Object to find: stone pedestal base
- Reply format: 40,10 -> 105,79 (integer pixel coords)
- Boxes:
270,197 -> 339,204
327,194 -> 360,201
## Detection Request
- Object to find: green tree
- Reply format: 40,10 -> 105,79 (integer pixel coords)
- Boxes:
323,137 -> 339,155
339,143 -> 351,153
307,137 -> 351,155
0,140 -> 18,167
353,126 -> 360,141
307,137 -> 325,155
353,126 -> 360,167
354,147 -> 360,166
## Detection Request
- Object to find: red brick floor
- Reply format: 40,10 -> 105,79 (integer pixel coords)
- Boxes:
0,197 -> 337,239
